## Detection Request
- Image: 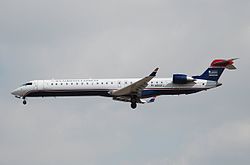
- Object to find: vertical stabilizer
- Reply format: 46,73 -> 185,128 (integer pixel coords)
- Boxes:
192,58 -> 238,81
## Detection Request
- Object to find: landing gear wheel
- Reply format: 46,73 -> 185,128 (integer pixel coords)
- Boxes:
23,100 -> 27,105
131,102 -> 137,109
130,96 -> 137,109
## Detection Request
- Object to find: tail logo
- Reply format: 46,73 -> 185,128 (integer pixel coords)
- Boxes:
209,70 -> 218,77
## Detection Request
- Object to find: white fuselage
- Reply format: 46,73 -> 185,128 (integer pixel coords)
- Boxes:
12,78 -> 218,98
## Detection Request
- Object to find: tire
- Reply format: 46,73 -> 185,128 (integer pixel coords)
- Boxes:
131,102 -> 137,109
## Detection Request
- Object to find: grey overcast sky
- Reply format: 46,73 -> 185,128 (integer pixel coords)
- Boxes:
1,0 -> 250,164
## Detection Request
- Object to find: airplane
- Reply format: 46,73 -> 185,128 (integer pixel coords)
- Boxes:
11,58 -> 237,109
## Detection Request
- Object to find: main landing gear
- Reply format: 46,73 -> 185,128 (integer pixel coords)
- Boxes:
131,102 -> 137,109
130,96 -> 137,109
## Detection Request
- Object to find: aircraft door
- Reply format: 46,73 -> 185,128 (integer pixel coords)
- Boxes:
35,80 -> 38,90
37,80 -> 44,90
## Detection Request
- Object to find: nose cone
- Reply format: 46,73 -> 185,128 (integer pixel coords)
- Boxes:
11,88 -> 22,97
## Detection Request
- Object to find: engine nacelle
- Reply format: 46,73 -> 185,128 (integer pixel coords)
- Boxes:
173,74 -> 195,84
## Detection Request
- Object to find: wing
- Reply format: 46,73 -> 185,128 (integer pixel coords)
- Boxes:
111,68 -> 159,97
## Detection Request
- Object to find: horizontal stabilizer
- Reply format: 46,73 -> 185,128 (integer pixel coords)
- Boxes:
210,58 -> 238,70
226,64 -> 237,70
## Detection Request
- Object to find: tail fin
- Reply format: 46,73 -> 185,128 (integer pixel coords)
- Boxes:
193,58 -> 238,81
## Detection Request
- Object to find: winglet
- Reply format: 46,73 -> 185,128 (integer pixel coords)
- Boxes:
149,68 -> 159,77
147,96 -> 156,103
140,96 -> 157,104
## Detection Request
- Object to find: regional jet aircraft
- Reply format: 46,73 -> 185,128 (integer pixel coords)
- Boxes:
11,58 -> 237,109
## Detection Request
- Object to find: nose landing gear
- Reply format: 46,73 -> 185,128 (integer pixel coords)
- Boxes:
22,98 -> 27,105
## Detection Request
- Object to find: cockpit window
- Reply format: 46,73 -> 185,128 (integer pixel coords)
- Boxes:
22,82 -> 32,86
